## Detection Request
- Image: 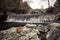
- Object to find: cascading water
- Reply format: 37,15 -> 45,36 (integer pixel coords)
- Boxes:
6,14 -> 55,23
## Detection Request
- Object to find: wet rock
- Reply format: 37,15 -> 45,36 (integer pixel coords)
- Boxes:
0,24 -> 41,40
46,23 -> 60,40
2,23 -> 60,40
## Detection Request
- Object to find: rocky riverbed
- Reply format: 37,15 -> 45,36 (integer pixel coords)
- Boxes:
0,23 -> 60,40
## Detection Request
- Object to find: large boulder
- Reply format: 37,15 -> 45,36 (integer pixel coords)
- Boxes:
46,23 -> 60,40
